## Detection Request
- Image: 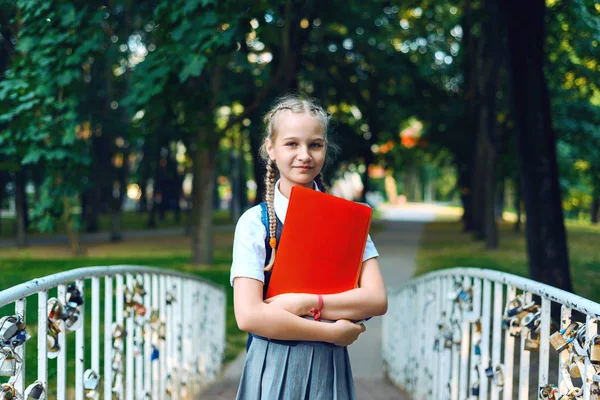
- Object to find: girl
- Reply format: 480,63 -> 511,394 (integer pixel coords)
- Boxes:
230,94 -> 388,399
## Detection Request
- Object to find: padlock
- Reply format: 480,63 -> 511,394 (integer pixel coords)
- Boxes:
590,380 -> 600,400
524,330 -> 540,352
474,343 -> 481,356
83,369 -> 100,390
66,284 -> 84,307
471,382 -> 480,397
24,380 -> 45,399
567,353 -> 583,379
134,302 -> 147,317
568,361 -> 581,378
85,390 -> 99,400
47,321 -> 61,359
112,324 -> 125,339
0,317 -> 19,342
64,309 -> 83,332
134,280 -> 147,296
493,365 -> 505,387
521,310 -> 541,330
0,383 -> 16,400
149,310 -> 160,324
539,384 -> 558,399
158,322 -> 166,340
485,365 -> 494,379
590,335 -> 600,363
166,290 -> 176,305
151,345 -> 159,361
549,330 -> 569,353
0,347 -> 18,376
508,317 -> 522,337
47,298 -> 66,323
112,351 -> 123,373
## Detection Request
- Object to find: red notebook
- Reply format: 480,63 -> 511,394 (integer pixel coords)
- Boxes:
265,185 -> 373,299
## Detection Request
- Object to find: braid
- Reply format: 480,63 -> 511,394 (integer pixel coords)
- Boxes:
264,159 -> 277,271
315,173 -> 328,193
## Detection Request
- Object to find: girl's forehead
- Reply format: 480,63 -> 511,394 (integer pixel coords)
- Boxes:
274,112 -> 324,135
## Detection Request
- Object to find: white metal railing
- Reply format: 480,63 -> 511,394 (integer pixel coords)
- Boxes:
383,267 -> 600,400
0,265 -> 226,399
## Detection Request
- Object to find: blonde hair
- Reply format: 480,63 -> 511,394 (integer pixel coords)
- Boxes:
260,94 -> 335,271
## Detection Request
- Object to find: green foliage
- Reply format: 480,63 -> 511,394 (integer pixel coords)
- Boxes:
0,1 -> 105,231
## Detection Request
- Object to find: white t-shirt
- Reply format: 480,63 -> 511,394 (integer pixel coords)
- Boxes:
230,181 -> 379,286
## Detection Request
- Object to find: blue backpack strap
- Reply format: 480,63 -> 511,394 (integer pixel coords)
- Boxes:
247,202 -> 271,352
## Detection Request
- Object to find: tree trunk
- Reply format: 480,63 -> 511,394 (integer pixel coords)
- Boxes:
63,196 -> 84,255
481,0 -> 502,249
458,161 -> 474,231
591,174 -> 599,224
592,196 -> 599,224
14,169 -> 27,247
514,177 -> 522,232
83,188 -> 100,232
459,1 -> 478,233
191,140 -> 218,265
501,0 -> 572,291
110,146 -> 129,242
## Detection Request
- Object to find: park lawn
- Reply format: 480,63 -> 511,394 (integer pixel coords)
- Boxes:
415,219 -> 600,303
0,209 -> 233,239
0,231 -> 244,391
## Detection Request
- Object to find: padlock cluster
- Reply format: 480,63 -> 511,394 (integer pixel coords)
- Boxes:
547,321 -> 600,399
0,315 -> 49,399
123,278 -> 147,319
0,380 -> 46,399
433,281 -> 474,353
499,294 -> 600,400
46,284 -> 85,359
501,294 -> 541,350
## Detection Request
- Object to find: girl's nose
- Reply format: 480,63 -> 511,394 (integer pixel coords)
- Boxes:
297,146 -> 312,160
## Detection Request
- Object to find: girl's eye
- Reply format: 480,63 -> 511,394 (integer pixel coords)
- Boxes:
285,142 -> 297,147
310,143 -> 324,148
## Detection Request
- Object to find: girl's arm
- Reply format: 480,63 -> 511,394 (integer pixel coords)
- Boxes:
265,257 -> 388,321
234,277 -> 365,346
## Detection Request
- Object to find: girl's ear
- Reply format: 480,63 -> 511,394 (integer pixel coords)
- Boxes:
266,138 -> 276,161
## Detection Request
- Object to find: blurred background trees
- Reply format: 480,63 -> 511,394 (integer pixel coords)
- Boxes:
1,0 -> 598,290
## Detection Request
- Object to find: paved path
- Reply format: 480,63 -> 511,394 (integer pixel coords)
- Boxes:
200,203 -> 438,399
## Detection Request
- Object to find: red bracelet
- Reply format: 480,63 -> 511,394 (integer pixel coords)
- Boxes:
310,294 -> 323,321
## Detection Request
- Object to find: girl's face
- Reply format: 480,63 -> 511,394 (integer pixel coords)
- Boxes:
266,111 -> 326,197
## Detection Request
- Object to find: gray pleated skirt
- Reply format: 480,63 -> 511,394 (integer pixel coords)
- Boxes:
236,337 -> 357,400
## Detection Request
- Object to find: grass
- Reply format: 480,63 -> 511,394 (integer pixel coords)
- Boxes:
415,219 -> 600,302
0,209 -> 234,239
0,227 -> 244,393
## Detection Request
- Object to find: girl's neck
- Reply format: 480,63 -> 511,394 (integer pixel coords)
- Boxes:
277,180 -> 315,199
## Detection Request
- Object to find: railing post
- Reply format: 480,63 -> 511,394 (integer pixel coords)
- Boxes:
503,285 -> 516,400
38,291 -> 48,390
538,297 -> 551,396
14,298 -> 26,394
480,279 -> 492,400
57,284 -> 67,399
490,282 -> 504,400
104,275 -> 113,400
75,279 -> 85,400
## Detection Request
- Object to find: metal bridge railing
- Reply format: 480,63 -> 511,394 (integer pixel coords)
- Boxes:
383,267 -> 600,400
0,265 -> 226,399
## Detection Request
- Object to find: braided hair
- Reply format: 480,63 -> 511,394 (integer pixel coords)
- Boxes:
259,94 -> 336,271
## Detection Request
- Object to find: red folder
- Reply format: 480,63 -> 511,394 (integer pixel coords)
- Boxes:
265,185 -> 373,299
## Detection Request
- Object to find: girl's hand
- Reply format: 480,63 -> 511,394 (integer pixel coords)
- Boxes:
264,293 -> 313,316
329,319 -> 366,347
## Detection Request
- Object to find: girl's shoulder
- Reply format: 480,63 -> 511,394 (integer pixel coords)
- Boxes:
235,203 -> 266,232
